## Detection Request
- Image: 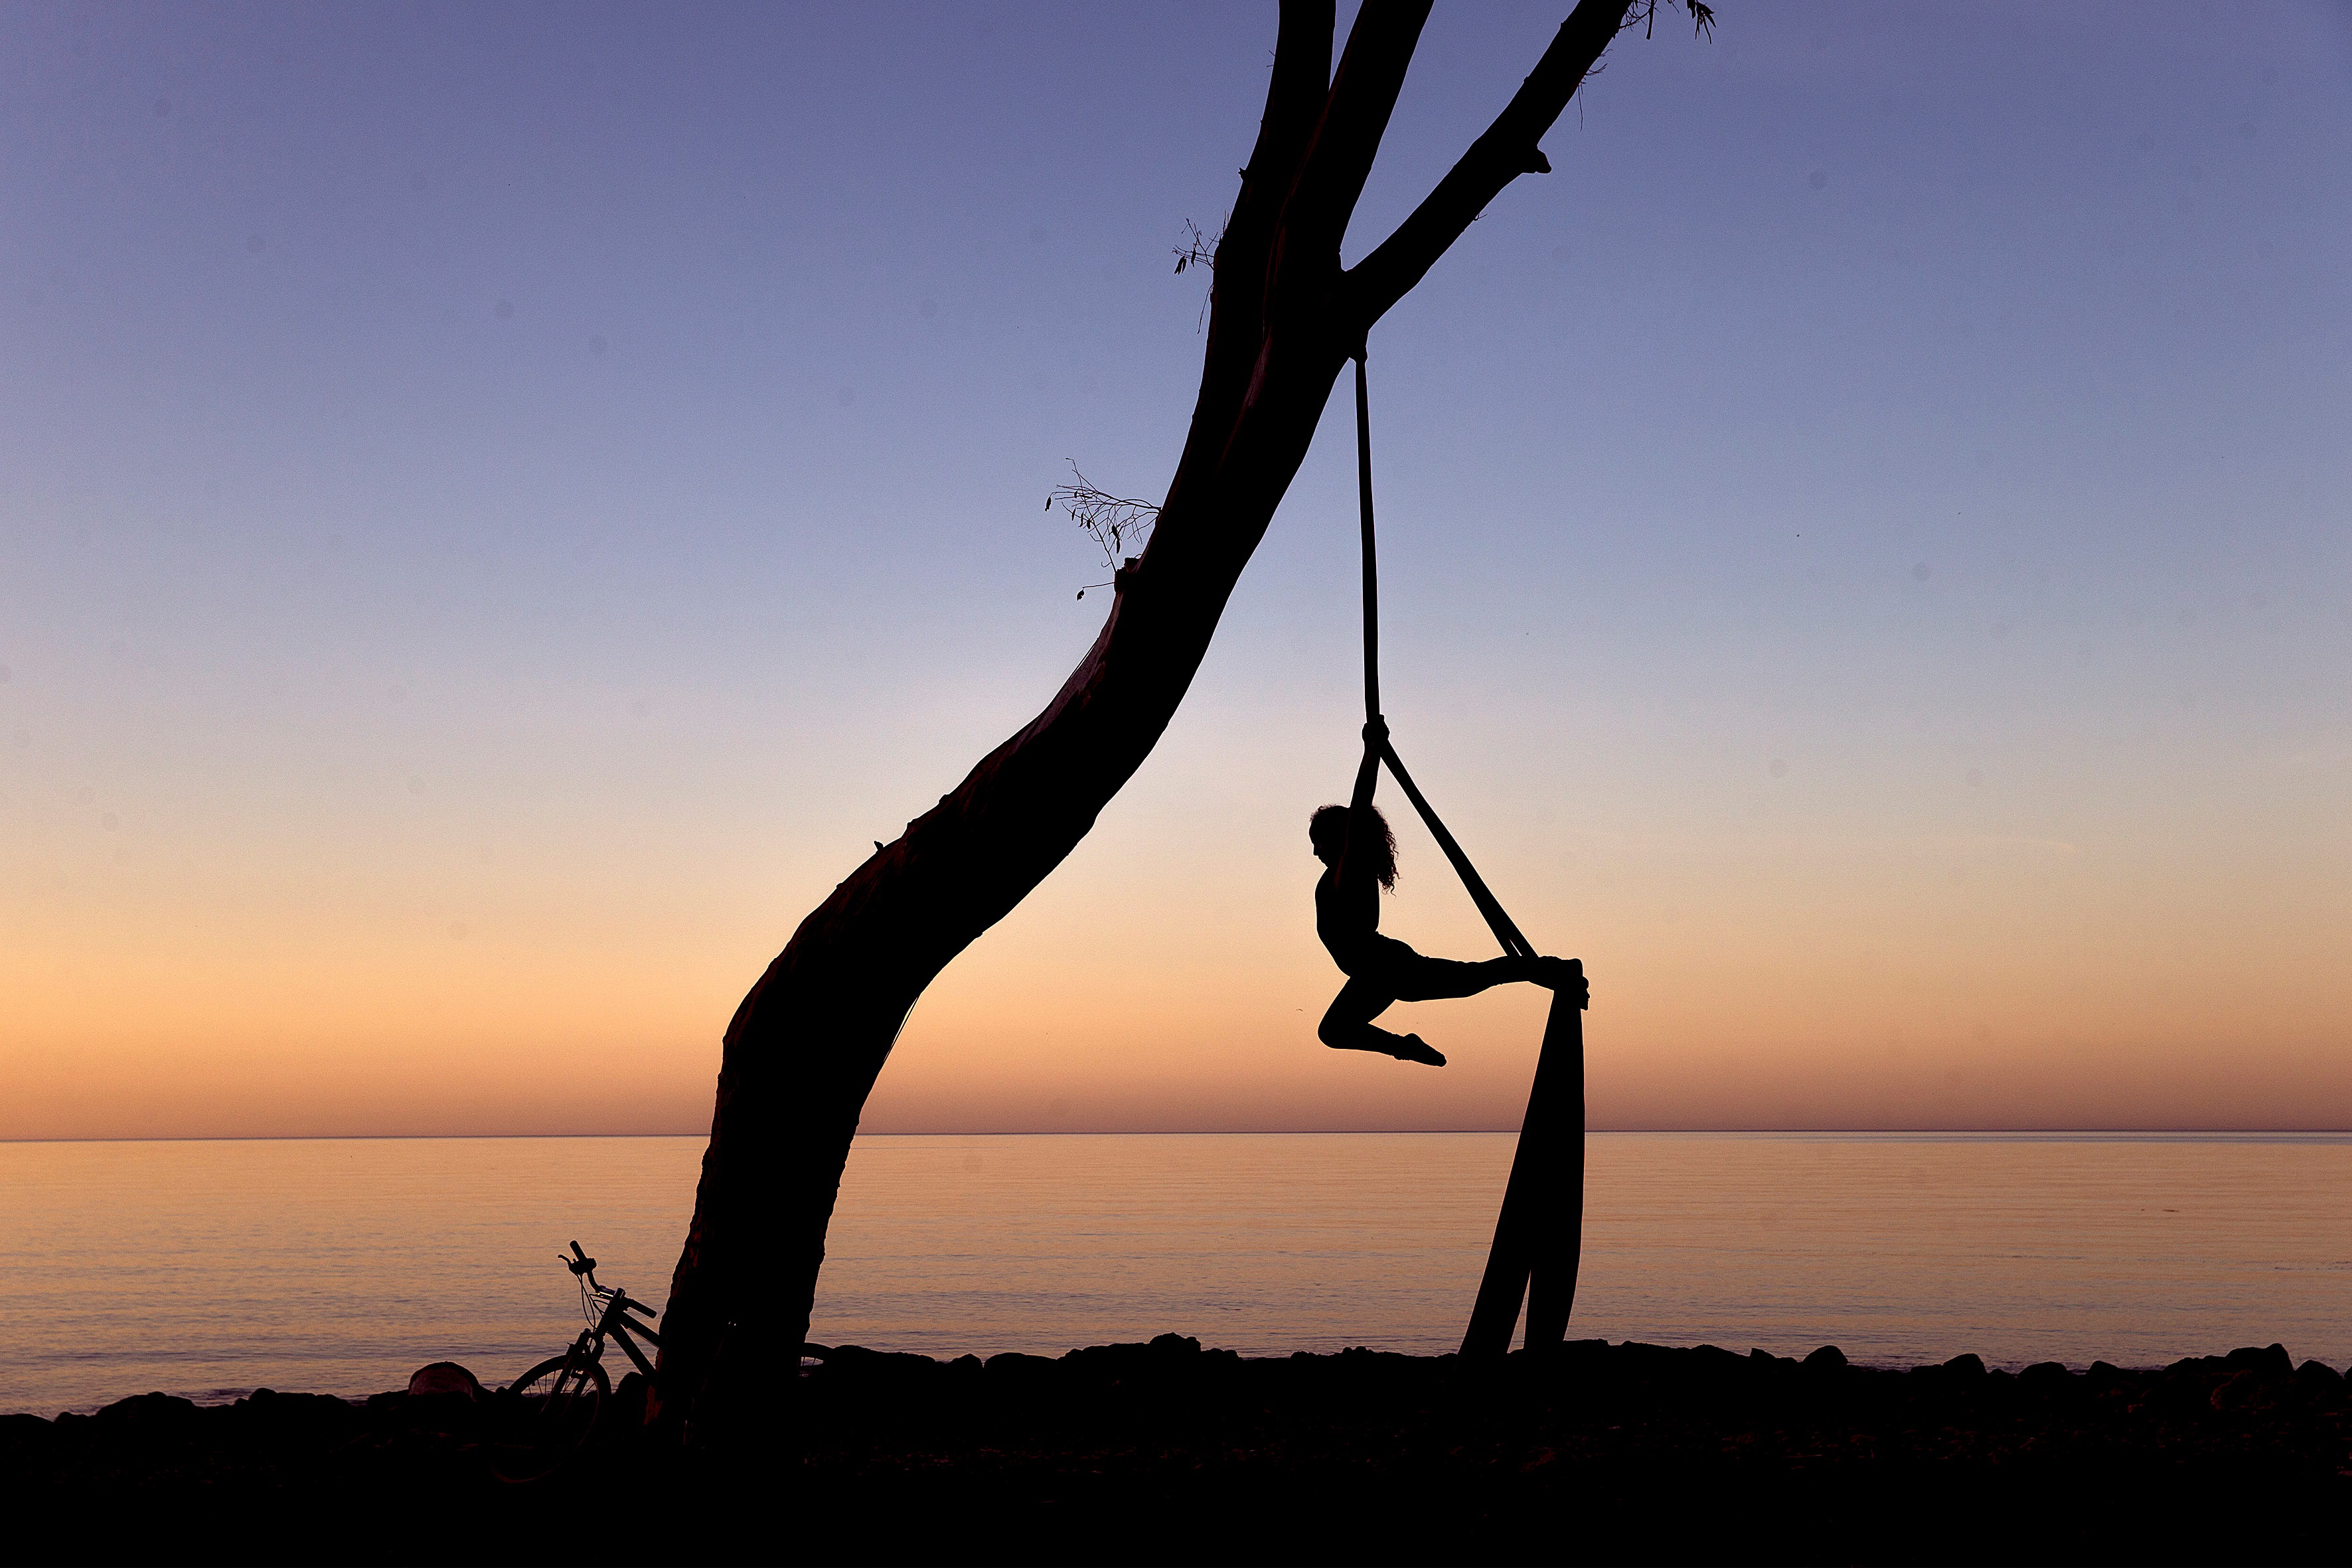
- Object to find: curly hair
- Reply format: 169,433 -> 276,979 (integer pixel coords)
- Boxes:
1309,803 -> 1398,892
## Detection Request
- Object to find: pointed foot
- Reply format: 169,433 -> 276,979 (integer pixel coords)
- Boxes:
1391,1034 -> 1447,1067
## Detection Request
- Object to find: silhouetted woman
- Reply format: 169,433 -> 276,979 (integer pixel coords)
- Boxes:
1313,720 -> 1584,1066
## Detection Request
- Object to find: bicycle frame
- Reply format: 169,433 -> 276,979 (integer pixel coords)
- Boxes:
550,1241 -> 661,1385
580,1288 -> 661,1380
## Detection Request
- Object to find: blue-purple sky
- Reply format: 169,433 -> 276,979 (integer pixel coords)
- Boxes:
5,2 -> 2348,1138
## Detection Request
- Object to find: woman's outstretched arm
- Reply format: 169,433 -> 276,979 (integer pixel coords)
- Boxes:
1336,717 -> 1388,889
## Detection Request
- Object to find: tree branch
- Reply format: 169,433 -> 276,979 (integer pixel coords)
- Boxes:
1179,0 -> 1332,475
1280,0 -> 1432,274
1258,0 -> 1336,185
1344,0 -> 1634,330
1223,0 -> 1334,304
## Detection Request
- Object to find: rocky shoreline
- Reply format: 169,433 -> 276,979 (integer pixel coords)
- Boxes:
7,1336 -> 2348,1564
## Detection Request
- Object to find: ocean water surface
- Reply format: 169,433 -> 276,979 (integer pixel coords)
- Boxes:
4,1131 -> 2347,1416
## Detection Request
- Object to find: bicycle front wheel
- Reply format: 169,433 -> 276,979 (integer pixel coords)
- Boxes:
491,1352 -> 609,1482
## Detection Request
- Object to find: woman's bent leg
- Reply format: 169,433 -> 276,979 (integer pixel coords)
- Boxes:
1318,974 -> 1405,1053
1393,953 -> 1532,1003
1321,963 -> 1446,1065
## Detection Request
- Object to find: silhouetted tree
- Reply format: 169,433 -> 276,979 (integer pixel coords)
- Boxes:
652,0 -> 1712,1440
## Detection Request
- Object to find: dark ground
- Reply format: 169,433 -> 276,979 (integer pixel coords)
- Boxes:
7,1336 -> 2348,1565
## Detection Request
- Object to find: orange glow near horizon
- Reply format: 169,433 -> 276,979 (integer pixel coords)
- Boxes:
8,730 -> 2347,1140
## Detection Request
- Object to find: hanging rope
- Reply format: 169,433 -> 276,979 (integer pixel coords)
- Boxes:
1354,354 -> 1383,727
1352,352 -> 1535,963
1352,346 -> 1581,1360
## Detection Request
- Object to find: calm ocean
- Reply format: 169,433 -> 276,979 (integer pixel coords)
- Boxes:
4,1131 -> 2347,1417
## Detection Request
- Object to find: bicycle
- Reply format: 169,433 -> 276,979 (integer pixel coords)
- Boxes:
490,1240 -> 661,1481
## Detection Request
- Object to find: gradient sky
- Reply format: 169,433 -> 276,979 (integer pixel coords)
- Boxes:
4,2 -> 2347,1140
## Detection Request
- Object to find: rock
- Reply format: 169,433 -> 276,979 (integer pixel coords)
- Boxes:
405,1362 -> 482,1401
815,1344 -> 944,1387
234,1388 -> 360,1440
2210,1370 -> 2270,1413
1689,1344 -> 1747,1375
2084,1361 -> 2136,1394
0,1412 -> 52,1454
2223,1344 -> 2294,1381
2292,1358 -> 2342,1387
1064,1339 -> 1213,1380
981,1350 -> 1059,1405
1803,1345 -> 1847,1371
2020,1361 -> 2073,1389
1942,1353 -> 1988,1378
609,1371 -> 648,1429
2148,1360 -> 2220,1415
1544,1339 -> 1613,1373
93,1393 -> 200,1431
2292,1360 -> 2345,1412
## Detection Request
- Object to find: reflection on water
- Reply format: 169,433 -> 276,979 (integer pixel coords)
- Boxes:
821,1131 -> 2352,1371
4,1131 -> 2346,1415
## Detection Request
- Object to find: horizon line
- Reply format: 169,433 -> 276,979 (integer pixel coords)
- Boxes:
7,1126 -> 2351,1146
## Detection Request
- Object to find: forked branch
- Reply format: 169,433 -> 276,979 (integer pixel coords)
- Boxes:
1344,0 -> 1709,329
1281,0 -> 1435,268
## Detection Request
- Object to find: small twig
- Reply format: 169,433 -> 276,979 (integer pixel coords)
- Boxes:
1171,218 -> 1217,276
1629,0 -> 1715,40
1048,463 -> 1160,574
1172,217 -> 1225,332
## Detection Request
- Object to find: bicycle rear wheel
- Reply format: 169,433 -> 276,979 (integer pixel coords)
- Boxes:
489,1352 -> 609,1482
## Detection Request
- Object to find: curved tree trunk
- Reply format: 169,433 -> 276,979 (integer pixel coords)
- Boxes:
650,0 -> 1650,1441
